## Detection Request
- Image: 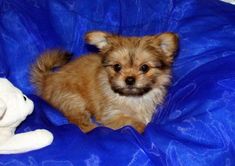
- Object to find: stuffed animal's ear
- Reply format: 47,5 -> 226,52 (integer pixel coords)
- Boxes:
0,98 -> 6,120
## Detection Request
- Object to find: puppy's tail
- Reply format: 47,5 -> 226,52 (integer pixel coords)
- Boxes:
31,49 -> 72,94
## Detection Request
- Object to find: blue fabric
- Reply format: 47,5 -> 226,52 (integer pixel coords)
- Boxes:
0,0 -> 235,165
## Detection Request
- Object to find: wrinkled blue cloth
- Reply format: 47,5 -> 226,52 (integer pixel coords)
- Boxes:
0,0 -> 235,165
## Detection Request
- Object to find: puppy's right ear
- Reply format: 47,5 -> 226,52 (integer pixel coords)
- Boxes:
85,31 -> 111,49
0,98 -> 6,120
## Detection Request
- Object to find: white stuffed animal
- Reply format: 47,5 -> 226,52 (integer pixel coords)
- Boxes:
0,78 -> 53,154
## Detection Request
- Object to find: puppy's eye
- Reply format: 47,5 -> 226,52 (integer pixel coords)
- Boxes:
23,95 -> 27,101
113,64 -> 122,72
140,64 -> 149,73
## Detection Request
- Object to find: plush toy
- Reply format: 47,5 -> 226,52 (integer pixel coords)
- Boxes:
0,78 -> 53,154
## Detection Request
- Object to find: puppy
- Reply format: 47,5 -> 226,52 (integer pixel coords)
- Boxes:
31,31 -> 178,133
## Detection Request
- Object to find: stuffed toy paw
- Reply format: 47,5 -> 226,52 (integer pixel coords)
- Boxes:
0,78 -> 53,154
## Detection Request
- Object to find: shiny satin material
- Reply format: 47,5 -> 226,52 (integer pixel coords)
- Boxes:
0,0 -> 235,165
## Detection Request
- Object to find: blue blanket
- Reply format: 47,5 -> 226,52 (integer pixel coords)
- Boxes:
1,0 -> 235,165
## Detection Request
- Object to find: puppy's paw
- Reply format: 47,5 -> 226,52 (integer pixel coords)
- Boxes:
80,124 -> 97,133
133,122 -> 146,134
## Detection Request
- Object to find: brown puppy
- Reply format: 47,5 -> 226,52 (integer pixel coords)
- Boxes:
31,31 -> 178,133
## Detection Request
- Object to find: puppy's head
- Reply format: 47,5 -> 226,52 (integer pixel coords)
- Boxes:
86,31 -> 178,96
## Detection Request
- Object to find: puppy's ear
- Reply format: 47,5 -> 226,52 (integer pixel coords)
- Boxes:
150,32 -> 179,57
0,98 -> 6,120
85,31 -> 111,49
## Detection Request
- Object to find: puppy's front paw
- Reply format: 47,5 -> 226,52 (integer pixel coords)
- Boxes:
133,122 -> 146,134
33,129 -> 54,146
80,124 -> 97,133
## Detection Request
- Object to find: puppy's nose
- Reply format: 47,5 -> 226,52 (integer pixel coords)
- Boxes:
125,76 -> 136,86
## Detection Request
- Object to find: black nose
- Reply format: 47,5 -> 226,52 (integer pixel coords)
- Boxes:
125,76 -> 136,85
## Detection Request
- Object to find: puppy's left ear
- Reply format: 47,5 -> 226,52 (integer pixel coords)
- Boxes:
85,31 -> 111,49
151,32 -> 179,57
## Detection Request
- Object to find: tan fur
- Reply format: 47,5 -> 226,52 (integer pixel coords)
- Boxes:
31,31 -> 178,133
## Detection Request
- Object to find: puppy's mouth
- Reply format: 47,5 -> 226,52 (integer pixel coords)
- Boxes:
111,86 -> 152,96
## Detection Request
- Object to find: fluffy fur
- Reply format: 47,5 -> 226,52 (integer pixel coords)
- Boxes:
31,31 -> 178,133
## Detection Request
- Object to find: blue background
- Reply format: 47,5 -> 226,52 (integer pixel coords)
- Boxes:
0,0 -> 235,165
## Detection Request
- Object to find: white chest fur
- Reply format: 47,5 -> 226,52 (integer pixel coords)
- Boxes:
103,87 -> 165,124
98,72 -> 167,124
